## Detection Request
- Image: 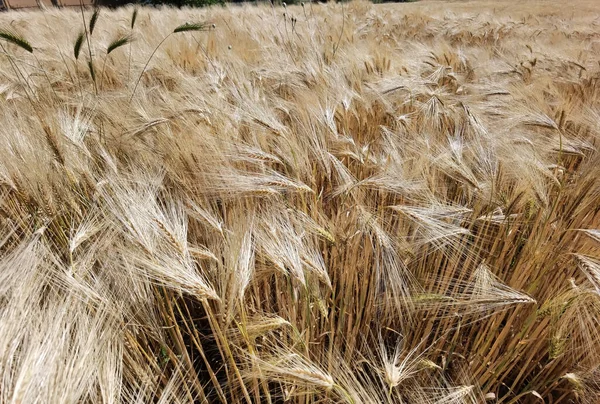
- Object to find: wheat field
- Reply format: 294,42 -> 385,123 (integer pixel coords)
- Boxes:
0,0 -> 599,402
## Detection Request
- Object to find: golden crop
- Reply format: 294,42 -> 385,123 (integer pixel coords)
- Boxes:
0,1 -> 599,402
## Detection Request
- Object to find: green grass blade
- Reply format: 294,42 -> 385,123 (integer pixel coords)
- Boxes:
107,35 -> 133,55
173,22 -> 207,34
131,8 -> 138,30
74,31 -> 85,60
89,8 -> 100,36
0,28 -> 33,53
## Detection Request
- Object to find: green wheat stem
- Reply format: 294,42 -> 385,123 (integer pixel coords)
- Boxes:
129,33 -> 171,103
79,0 -> 97,94
130,22 -> 208,102
100,35 -> 132,91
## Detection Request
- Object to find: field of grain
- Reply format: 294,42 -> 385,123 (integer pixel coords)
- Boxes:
0,1 -> 599,402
